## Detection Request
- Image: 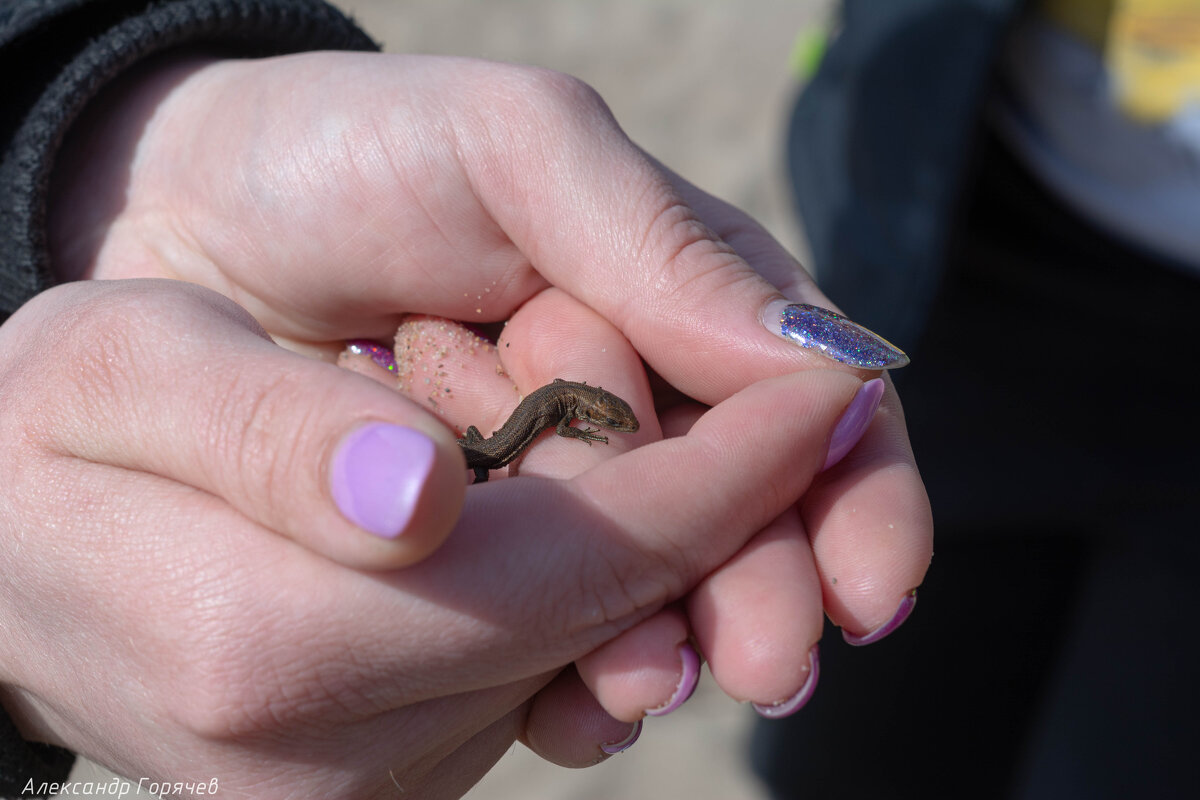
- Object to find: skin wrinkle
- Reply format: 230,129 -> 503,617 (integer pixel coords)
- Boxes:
571,444 -> 703,607
392,83 -> 547,319
568,530 -> 666,643
205,364 -> 292,506
160,549 -> 392,739
470,68 -> 625,269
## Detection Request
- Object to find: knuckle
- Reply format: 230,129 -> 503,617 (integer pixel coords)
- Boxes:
636,193 -> 750,321
168,635 -> 299,739
1,285 -> 149,447
502,65 -> 611,123
202,368 -> 310,513
470,64 -> 619,179
200,360 -> 344,530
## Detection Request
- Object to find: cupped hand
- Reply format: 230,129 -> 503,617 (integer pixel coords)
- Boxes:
48,50 -> 931,646
1,280 -> 875,798
363,286 -> 921,739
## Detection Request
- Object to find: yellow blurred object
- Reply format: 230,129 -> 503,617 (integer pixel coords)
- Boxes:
1038,0 -> 1200,122
1109,0 -> 1200,121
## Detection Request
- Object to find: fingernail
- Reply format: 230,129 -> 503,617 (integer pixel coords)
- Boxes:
600,720 -> 642,755
753,645 -> 820,719
763,300 -> 909,370
823,378 -> 885,470
843,590 -> 918,646
345,339 -> 397,372
645,643 -> 702,717
330,423 -> 435,538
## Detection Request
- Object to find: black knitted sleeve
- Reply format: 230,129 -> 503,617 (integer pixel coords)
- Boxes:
0,0 -> 379,322
0,1 -> 377,793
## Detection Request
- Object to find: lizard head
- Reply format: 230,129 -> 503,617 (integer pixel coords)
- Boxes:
581,389 -> 640,433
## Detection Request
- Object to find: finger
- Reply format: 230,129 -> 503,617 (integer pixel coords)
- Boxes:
494,288 -> 653,478
688,508 -> 823,716
384,292 -> 652,482
663,162 -> 820,300
804,386 -> 934,641
13,280 -> 465,569
119,54 -> 907,400
664,177 -> 935,638
334,369 -> 868,707
663,374 -> 932,650
522,667 -> 643,767
655,396 -> 828,713
573,608 -> 699,723
448,290 -> 707,722
443,79 -> 911,403
387,314 -> 519,437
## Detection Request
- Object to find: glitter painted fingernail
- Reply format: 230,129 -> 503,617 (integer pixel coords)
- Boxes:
823,378 -> 885,470
345,339 -> 397,372
330,423 -> 435,538
763,300 -> 909,370
600,720 -> 642,755
645,643 -> 702,717
843,590 -> 918,646
753,646 -> 820,719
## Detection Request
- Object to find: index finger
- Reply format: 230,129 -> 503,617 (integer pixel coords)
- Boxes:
440,73 -> 909,404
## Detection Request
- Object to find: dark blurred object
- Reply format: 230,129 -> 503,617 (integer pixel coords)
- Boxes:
758,0 -> 1200,797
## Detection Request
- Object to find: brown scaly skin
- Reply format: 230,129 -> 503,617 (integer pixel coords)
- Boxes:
458,379 -> 639,483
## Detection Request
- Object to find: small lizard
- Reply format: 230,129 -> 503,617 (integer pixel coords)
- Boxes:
458,378 -> 639,483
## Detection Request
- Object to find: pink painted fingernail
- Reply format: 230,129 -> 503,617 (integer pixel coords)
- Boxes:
345,339 -> 397,372
843,590 -> 918,646
645,643 -> 702,717
823,378 -> 885,470
753,645 -> 820,719
600,720 -> 642,755
330,423 -> 435,538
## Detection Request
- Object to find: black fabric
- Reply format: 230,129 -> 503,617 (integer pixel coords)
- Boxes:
757,128 -> 1200,799
0,0 -> 376,791
765,0 -> 1200,790
786,0 -> 1023,347
0,706 -> 76,798
0,0 -> 379,321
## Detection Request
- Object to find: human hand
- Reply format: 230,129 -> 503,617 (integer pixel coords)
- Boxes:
343,276 -> 923,730
0,280 -> 876,797
48,51 -> 931,653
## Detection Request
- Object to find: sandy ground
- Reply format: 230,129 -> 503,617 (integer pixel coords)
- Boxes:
63,1 -> 832,797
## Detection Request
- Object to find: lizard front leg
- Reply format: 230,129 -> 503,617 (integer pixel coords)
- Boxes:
555,416 -> 609,445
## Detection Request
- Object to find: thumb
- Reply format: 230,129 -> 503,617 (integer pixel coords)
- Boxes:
14,279 -> 464,569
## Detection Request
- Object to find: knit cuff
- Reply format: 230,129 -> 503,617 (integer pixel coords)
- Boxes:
0,0 -> 379,319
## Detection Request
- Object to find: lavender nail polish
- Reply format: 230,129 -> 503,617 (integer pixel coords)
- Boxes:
753,646 -> 820,719
346,339 -> 397,372
765,300 -> 909,370
843,590 -> 918,646
823,378 -> 885,470
645,643 -> 702,717
330,423 -> 435,538
601,720 -> 642,755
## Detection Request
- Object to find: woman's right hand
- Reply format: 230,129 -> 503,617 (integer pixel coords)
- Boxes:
0,280 -> 868,798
